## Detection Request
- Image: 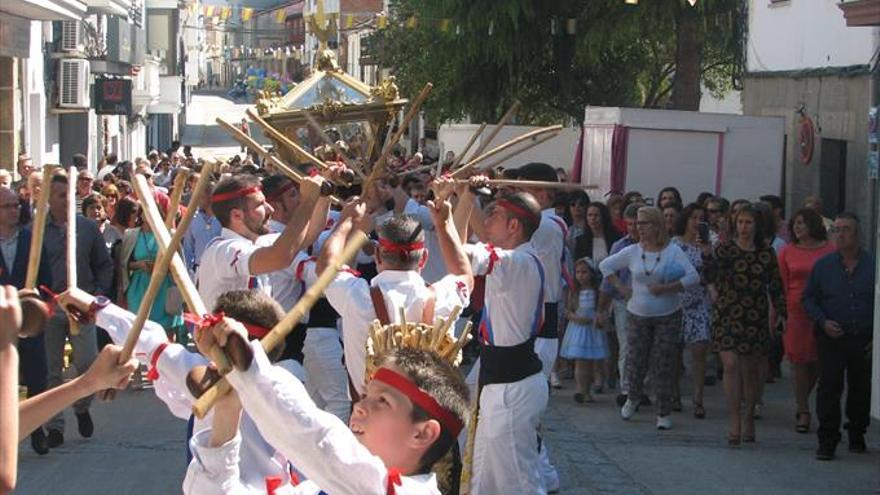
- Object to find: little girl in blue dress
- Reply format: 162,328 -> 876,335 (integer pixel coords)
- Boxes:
560,257 -> 608,403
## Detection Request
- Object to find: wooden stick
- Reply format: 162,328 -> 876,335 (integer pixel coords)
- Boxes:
302,110 -> 367,179
470,100 -> 520,159
132,167 -> 233,375
191,232 -> 370,418
451,125 -> 563,178
455,178 -> 598,190
450,123 -> 487,170
165,169 -> 190,229
216,117 -> 342,205
479,132 -> 559,172
122,169 -> 216,364
66,166 -> 80,335
364,83 -> 433,194
245,108 -> 328,171
24,166 -> 57,290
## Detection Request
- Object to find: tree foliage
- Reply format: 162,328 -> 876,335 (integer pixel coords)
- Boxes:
367,0 -> 741,124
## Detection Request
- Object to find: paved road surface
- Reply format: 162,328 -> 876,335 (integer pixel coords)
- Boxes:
15,92 -> 879,494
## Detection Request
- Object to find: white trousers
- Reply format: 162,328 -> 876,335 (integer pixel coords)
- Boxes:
470,372 -> 548,495
303,327 -> 350,423
534,337 -> 559,380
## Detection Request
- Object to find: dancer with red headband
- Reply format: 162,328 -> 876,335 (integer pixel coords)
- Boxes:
449,176 -> 550,495
196,170 -> 331,311
189,316 -> 470,495
53,287 -> 311,493
300,190 -> 474,401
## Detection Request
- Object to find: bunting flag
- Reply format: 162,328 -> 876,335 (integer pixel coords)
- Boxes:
204,5 -> 214,17
276,9 -> 286,23
438,18 -> 450,31
242,8 -> 254,21
344,13 -> 354,28
405,16 -> 417,29
376,13 -> 387,29
221,6 -> 231,20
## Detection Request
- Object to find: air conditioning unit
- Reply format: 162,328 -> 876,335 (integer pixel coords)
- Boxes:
60,20 -> 82,53
58,59 -> 90,109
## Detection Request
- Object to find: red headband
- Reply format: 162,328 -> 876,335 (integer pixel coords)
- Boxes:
212,185 -> 262,203
184,312 -> 269,339
265,181 -> 296,201
377,238 -> 425,255
495,199 -> 539,224
372,368 -> 463,437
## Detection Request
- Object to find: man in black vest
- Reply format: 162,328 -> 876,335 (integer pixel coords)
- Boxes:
0,187 -> 52,454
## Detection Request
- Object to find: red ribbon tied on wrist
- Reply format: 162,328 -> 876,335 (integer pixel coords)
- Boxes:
377,238 -> 424,255
146,342 -> 169,381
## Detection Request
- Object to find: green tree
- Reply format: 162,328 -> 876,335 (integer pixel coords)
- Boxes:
369,0 -> 740,123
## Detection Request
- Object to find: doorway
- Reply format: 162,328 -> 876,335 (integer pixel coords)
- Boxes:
819,138 -> 847,216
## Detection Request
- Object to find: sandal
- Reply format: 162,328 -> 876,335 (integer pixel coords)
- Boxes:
796,411 -> 811,433
693,402 -> 706,419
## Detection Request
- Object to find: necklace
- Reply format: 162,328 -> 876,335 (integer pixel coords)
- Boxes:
641,248 -> 662,276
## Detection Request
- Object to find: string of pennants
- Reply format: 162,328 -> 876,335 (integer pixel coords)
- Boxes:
187,0 -> 700,28
202,44 -> 308,61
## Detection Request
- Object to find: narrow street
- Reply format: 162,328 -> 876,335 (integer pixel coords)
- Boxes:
13,92 -> 880,495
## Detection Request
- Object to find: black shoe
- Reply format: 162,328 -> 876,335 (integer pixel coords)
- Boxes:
704,376 -> 717,386
849,432 -> 867,453
76,411 -> 94,438
639,395 -> 652,407
616,394 -> 628,407
30,428 -> 49,455
47,428 -> 64,448
816,440 -> 838,461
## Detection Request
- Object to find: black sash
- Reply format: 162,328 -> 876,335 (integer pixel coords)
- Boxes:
478,336 -> 542,387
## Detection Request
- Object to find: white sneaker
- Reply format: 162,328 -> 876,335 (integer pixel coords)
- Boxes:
656,415 -> 672,430
620,398 -> 638,420
550,372 -> 562,389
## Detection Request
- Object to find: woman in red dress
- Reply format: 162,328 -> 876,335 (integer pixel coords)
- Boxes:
777,208 -> 835,433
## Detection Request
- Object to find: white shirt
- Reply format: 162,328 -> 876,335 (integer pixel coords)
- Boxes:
464,242 -> 545,347
309,264 -> 469,394
197,228 -> 271,311
219,342 -> 441,495
530,209 -> 566,303
599,242 -> 700,317
96,303 -> 302,492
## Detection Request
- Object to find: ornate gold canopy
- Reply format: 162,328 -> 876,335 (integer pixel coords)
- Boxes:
254,0 -> 408,167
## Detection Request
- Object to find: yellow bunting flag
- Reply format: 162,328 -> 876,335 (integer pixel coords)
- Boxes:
376,14 -> 387,29
242,8 -> 254,21
221,6 -> 231,20
439,19 -> 450,31
204,5 -> 214,17
276,9 -> 286,23
345,14 -> 354,28
405,16 -> 417,29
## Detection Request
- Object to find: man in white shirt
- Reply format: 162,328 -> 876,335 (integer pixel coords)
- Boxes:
196,172 -> 329,311
451,181 -> 549,495
306,193 -> 473,400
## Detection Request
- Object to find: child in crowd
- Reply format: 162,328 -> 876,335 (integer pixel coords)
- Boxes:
560,257 -> 608,403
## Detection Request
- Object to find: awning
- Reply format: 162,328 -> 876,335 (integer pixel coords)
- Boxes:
0,0 -> 86,21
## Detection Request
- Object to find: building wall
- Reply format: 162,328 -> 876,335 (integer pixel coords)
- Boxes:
742,73 -> 874,240
746,0 -> 879,72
